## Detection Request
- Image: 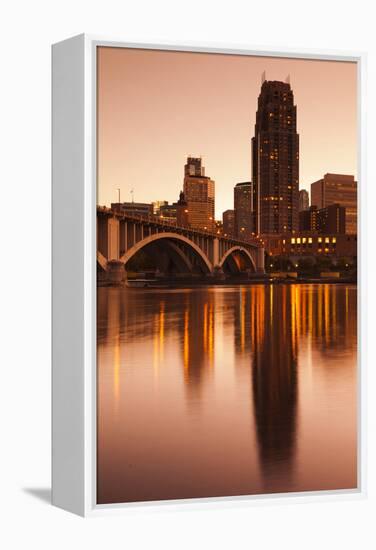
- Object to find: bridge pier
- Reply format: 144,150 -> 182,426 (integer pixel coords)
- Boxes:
213,237 -> 219,267
107,259 -> 126,285
256,247 -> 265,273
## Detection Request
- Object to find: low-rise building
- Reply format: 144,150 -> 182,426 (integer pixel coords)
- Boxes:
265,232 -> 357,259
111,202 -> 153,217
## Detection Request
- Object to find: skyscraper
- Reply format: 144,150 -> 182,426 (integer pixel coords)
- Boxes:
222,209 -> 235,237
299,189 -> 309,212
252,79 -> 299,236
183,156 -> 215,231
311,173 -> 357,234
234,182 -> 252,239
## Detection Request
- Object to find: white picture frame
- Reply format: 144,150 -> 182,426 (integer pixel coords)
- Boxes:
52,34 -> 367,517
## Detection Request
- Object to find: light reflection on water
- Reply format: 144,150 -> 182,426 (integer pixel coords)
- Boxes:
97,284 -> 357,504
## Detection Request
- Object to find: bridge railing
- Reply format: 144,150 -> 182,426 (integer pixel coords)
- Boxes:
97,206 -> 262,248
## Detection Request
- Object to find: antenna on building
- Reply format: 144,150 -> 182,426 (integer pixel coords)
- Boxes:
130,188 -> 134,203
286,74 -> 290,84
117,188 -> 121,204
261,70 -> 266,84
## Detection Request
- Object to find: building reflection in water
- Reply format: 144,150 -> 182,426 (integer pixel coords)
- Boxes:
179,292 -> 215,399
249,285 -> 298,490
97,284 -> 357,504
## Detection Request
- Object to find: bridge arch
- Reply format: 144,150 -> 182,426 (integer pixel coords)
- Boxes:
119,232 -> 213,274
219,246 -> 257,273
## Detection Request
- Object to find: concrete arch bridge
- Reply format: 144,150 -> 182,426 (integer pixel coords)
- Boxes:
97,207 -> 264,283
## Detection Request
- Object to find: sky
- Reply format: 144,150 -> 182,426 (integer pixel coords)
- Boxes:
97,47 -> 357,219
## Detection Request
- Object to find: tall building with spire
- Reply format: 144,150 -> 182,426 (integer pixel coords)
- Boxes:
252,79 -> 299,235
183,156 -> 215,231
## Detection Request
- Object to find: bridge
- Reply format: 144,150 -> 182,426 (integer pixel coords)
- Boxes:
97,206 -> 265,283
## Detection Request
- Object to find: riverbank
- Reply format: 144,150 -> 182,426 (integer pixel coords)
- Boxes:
98,274 -> 357,288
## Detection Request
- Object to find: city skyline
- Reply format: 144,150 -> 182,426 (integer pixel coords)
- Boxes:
97,47 -> 357,219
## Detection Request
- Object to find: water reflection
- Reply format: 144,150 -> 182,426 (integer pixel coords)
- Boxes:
97,284 -> 357,504
250,286 -> 298,491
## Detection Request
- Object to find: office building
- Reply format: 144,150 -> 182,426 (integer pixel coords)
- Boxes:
299,206 -> 318,232
183,156 -> 215,231
299,189 -> 309,211
223,209 -> 235,237
265,233 -> 356,259
111,202 -> 153,217
317,203 -> 346,234
252,79 -> 299,235
311,173 -> 357,234
152,200 -> 168,215
234,182 -> 252,239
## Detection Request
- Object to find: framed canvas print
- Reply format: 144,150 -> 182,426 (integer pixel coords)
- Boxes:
52,35 -> 366,516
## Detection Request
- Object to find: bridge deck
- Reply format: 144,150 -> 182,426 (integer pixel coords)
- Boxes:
97,206 -> 262,249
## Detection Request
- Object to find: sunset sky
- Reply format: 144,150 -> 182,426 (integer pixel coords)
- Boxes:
97,47 -> 357,219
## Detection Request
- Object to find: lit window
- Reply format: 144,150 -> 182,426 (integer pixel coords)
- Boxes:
291,238 -> 296,244
297,238 -> 301,244
325,237 -> 330,243
302,237 -> 306,244
308,237 -> 313,244
332,237 -> 336,243
318,237 -> 322,243
282,239 -> 286,244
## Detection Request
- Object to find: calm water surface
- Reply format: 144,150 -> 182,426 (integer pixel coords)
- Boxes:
97,284 -> 357,504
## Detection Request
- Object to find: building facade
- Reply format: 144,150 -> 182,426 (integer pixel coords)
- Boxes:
299,203 -> 346,234
111,202 -> 153,217
176,191 -> 189,227
159,203 -> 177,222
222,209 -> 235,237
152,200 -> 168,215
183,156 -> 215,231
265,233 -> 357,259
234,182 -> 252,239
317,203 -> 346,234
299,205 -> 318,232
299,189 -> 309,212
311,173 -> 357,234
252,79 -> 299,236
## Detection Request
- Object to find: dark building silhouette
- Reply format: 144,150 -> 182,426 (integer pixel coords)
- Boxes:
176,191 -> 189,227
299,205 -> 318,232
299,189 -> 309,212
222,209 -> 235,237
299,203 -> 346,234
252,79 -> 299,236
251,285 -> 298,488
317,203 -> 346,234
234,182 -> 252,239
311,173 -> 357,234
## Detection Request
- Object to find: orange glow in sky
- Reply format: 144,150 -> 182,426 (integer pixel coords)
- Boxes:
97,47 -> 357,219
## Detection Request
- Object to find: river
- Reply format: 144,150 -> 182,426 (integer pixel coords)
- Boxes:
97,283 -> 357,504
